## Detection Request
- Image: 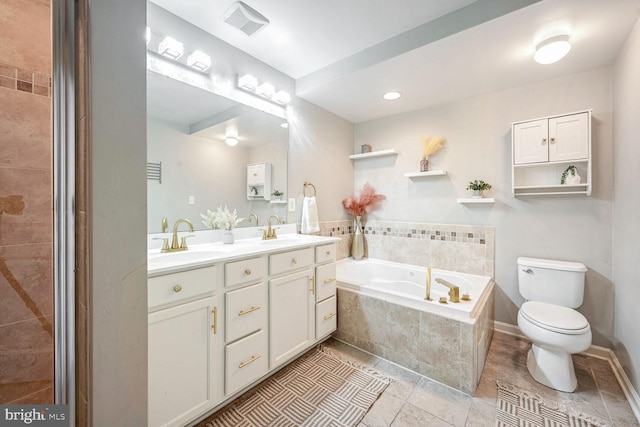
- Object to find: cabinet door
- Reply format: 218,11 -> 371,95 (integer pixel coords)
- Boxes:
269,269 -> 314,368
513,119 -> 549,164
148,296 -> 218,427
315,263 -> 336,302
548,113 -> 589,162
247,163 -> 265,185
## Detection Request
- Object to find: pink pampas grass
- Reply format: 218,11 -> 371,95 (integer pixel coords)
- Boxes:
342,183 -> 386,217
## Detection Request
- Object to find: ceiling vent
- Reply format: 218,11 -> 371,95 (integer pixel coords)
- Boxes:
222,1 -> 269,36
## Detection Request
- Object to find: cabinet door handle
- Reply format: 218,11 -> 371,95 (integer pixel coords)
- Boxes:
310,276 -> 315,295
324,312 -> 337,320
211,306 -> 218,334
542,138 -> 547,143
323,277 -> 336,284
238,306 -> 261,316
239,354 -> 261,369
244,269 -> 252,275
172,284 -> 182,293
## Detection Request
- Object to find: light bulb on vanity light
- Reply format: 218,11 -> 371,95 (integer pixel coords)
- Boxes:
237,74 -> 258,91
158,36 -> 184,60
187,50 -> 211,72
256,82 -> 275,98
534,35 -> 571,64
273,90 -> 291,105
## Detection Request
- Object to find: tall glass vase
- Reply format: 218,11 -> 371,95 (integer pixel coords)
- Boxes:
351,216 -> 365,260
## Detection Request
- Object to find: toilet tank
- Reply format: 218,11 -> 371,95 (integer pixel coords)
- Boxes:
517,257 -> 587,308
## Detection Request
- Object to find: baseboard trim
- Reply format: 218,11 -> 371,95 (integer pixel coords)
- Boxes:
494,321 -> 640,422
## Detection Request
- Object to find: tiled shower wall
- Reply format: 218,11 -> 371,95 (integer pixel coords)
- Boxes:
317,219 -> 495,277
0,0 -> 53,404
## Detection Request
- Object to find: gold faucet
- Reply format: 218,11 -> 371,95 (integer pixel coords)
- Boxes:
262,215 -> 281,240
248,213 -> 259,226
162,218 -> 194,253
435,278 -> 460,303
161,217 -> 169,233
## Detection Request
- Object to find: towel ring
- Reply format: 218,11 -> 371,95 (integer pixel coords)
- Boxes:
303,182 -> 317,197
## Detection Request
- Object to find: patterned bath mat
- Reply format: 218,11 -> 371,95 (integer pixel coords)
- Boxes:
199,346 -> 390,427
496,380 -> 610,427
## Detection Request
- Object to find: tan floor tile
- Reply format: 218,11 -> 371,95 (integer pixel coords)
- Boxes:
372,360 -> 422,400
390,403 -> 453,427
407,377 -> 472,426
601,391 -> 640,427
324,337 -> 382,369
360,392 -> 405,427
464,400 -> 496,427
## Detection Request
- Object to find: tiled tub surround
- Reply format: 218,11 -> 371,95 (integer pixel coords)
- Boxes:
314,220 -> 495,278
335,269 -> 495,395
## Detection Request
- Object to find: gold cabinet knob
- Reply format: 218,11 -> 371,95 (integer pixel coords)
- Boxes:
244,269 -> 251,275
173,284 -> 182,293
326,251 -> 331,256
292,258 -> 298,264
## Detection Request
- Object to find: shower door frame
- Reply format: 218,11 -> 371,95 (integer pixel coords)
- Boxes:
52,0 -> 76,422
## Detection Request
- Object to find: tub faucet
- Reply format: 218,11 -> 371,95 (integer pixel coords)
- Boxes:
435,278 -> 460,303
166,218 -> 194,252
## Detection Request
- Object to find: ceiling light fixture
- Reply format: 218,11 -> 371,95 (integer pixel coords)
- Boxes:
273,90 -> 291,105
534,35 -> 571,64
222,1 -> 270,36
187,50 -> 211,72
383,91 -> 401,100
158,36 -> 183,60
225,137 -> 239,147
255,82 -> 275,98
236,74 -> 290,105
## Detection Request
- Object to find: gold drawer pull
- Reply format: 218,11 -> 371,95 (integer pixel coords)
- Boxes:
323,312 -> 337,320
238,306 -> 261,316
173,284 -> 182,293
310,276 -> 315,295
291,258 -> 298,264
239,354 -> 261,369
323,277 -> 336,284
244,269 -> 252,275
212,306 -> 218,334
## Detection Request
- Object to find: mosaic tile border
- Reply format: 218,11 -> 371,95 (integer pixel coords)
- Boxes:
0,62 -> 51,97
363,224 -> 486,244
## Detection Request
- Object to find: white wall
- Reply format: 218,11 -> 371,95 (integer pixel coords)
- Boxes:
613,17 -> 640,393
90,0 -> 148,424
353,67 -> 614,347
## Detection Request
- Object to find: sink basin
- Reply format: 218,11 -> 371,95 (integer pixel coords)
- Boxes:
259,237 -> 296,245
148,250 -> 225,266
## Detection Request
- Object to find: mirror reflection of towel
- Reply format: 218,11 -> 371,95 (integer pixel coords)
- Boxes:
301,196 -> 319,234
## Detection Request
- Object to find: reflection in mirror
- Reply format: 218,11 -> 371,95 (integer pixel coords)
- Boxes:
147,70 -> 289,233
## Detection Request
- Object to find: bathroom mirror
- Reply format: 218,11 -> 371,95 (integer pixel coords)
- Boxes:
147,71 -> 289,233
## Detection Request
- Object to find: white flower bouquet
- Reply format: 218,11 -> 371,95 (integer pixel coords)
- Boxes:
201,205 -> 244,230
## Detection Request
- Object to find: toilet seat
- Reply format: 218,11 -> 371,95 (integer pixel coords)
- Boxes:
520,301 -> 590,335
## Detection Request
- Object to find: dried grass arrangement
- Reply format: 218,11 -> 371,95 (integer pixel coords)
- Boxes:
342,183 -> 386,217
422,136 -> 445,159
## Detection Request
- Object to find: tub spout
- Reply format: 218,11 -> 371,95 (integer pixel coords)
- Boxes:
435,278 -> 460,303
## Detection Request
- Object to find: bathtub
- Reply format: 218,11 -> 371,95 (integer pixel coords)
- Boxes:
334,258 -> 495,394
336,258 -> 492,319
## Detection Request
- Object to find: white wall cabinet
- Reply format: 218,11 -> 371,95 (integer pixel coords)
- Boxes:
247,162 -> 272,200
512,110 -> 592,196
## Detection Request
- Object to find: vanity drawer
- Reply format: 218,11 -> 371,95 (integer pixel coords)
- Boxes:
226,282 -> 267,342
225,329 -> 268,396
270,248 -> 313,276
225,256 -> 266,288
316,244 -> 336,264
315,296 -> 337,339
148,266 -> 216,312
315,263 -> 336,302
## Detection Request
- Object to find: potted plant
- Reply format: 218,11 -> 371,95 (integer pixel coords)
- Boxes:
200,205 -> 245,244
271,190 -> 283,200
561,165 -> 581,185
467,179 -> 492,198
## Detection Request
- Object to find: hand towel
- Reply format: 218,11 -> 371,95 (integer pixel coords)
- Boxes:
301,196 -> 320,234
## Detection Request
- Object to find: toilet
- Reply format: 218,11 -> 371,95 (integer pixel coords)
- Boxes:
516,257 -> 591,392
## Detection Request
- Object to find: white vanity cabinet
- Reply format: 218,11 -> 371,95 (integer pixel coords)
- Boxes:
223,256 -> 269,396
512,110 -> 592,196
247,162 -> 272,200
148,266 -> 219,427
314,244 -> 337,339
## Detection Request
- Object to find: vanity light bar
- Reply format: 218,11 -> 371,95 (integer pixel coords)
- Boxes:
187,50 -> 211,72
236,73 -> 290,105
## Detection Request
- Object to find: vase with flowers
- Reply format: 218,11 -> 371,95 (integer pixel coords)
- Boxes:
420,136 -> 445,172
201,205 -> 245,244
341,183 -> 386,260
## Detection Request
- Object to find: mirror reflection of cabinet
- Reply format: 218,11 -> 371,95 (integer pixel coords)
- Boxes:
247,163 -> 272,201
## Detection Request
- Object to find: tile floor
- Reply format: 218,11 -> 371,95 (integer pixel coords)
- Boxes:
323,332 -> 640,427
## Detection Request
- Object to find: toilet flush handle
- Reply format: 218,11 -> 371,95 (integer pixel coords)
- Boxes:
522,268 -> 533,274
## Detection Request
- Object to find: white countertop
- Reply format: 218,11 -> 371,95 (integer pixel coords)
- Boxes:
148,232 -> 339,277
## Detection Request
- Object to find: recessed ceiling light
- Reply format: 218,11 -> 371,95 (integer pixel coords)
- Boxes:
383,91 -> 401,100
534,35 -> 571,64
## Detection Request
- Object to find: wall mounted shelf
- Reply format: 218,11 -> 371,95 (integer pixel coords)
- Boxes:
404,170 -> 447,178
457,198 -> 495,204
270,200 -> 287,204
349,149 -> 398,160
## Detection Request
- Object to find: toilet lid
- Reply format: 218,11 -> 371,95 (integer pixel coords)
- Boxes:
520,301 -> 590,334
